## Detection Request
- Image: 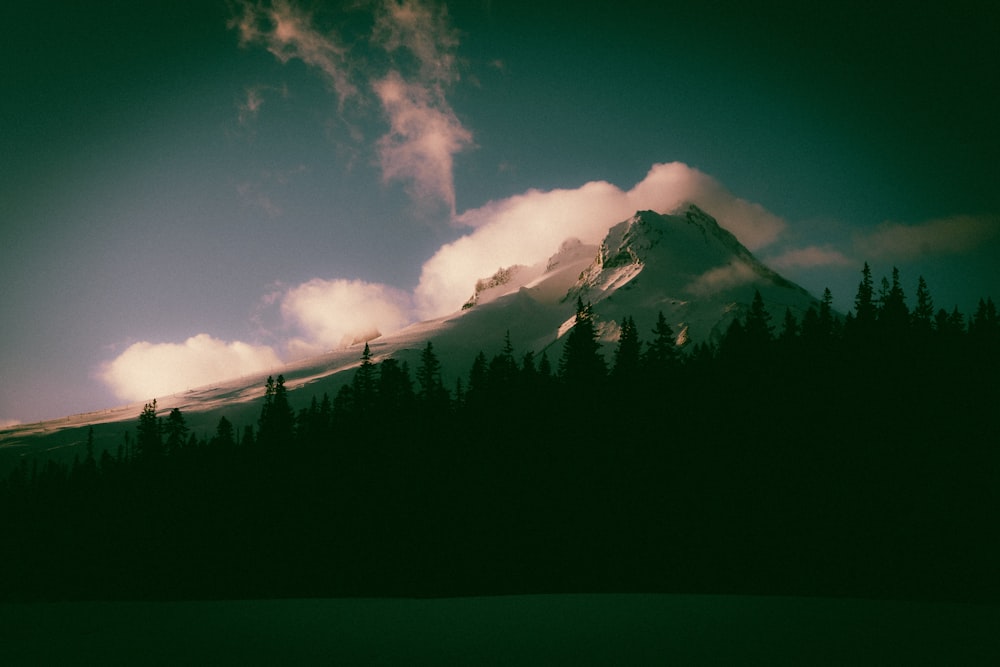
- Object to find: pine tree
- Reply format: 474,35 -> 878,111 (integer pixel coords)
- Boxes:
612,316 -> 641,380
848,262 -> 878,349
970,297 -> 999,341
136,400 -> 162,462
212,416 -> 236,450
163,407 -> 188,455
911,276 -> 934,334
416,341 -> 449,410
377,357 -> 414,415
818,288 -> 836,339
259,375 -> 295,447
642,311 -> 677,374
351,343 -> 377,416
880,267 -> 909,333
538,351 -> 553,379
853,261 -> 877,329
558,297 -> 606,386
744,289 -> 774,345
778,307 -> 799,345
467,351 -> 489,407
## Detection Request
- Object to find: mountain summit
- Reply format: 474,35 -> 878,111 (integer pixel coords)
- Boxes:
454,204 -> 816,350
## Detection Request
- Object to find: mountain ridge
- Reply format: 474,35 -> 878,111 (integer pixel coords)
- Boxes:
0,204 -> 821,460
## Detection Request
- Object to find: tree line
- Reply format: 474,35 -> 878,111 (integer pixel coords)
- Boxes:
1,264 -> 997,602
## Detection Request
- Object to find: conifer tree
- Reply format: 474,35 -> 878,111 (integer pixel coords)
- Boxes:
538,351 -> 553,381
912,276 -> 935,334
779,307 -> 799,345
853,261 -> 877,330
416,341 -> 449,410
163,407 -> 188,455
880,267 -> 909,333
970,297 -> 999,341
212,416 -> 235,450
377,357 -> 414,415
744,289 -> 774,345
818,288 -> 836,339
259,375 -> 295,446
558,297 -> 606,386
352,343 -> 377,416
467,351 -> 489,398
136,400 -> 162,462
612,316 -> 641,380
642,311 -> 677,374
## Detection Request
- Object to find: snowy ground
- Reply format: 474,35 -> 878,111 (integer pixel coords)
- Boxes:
1,594 -> 997,665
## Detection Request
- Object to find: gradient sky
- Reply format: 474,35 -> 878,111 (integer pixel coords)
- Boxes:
3,0 -> 998,424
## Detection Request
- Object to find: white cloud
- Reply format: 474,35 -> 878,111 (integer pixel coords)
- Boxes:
854,214 -> 1000,260
281,278 -> 414,356
0,418 -> 21,429
373,71 -> 472,214
764,245 -> 853,270
416,162 -> 787,318
100,335 -> 282,403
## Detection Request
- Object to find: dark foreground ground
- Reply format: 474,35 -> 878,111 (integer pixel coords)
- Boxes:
1,594 -> 998,665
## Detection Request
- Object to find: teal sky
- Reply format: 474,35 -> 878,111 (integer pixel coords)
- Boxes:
3,0 -> 998,424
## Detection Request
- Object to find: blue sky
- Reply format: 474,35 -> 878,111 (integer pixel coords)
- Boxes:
2,0 -> 998,424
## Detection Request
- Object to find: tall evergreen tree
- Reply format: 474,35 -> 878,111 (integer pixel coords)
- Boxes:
558,297 -> 606,386
416,342 -> 449,410
163,407 -> 188,455
377,357 -> 414,415
642,311 -> 677,373
880,267 -> 909,333
212,416 -> 236,450
612,316 -> 641,380
853,261 -> 877,329
818,288 -> 836,339
136,400 -> 162,462
259,375 -> 295,446
467,351 -> 489,406
352,343 -> 377,416
911,276 -> 935,334
778,307 -> 799,345
744,289 -> 774,345
970,297 -> 999,341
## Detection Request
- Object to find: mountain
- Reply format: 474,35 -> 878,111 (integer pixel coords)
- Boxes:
0,204 -> 820,465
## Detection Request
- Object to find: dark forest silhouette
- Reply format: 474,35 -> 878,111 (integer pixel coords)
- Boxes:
2,265 -> 998,602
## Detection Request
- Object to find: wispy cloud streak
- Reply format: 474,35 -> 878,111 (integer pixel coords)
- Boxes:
854,214 -> 1000,260
232,0 -> 471,213
232,0 -> 357,105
